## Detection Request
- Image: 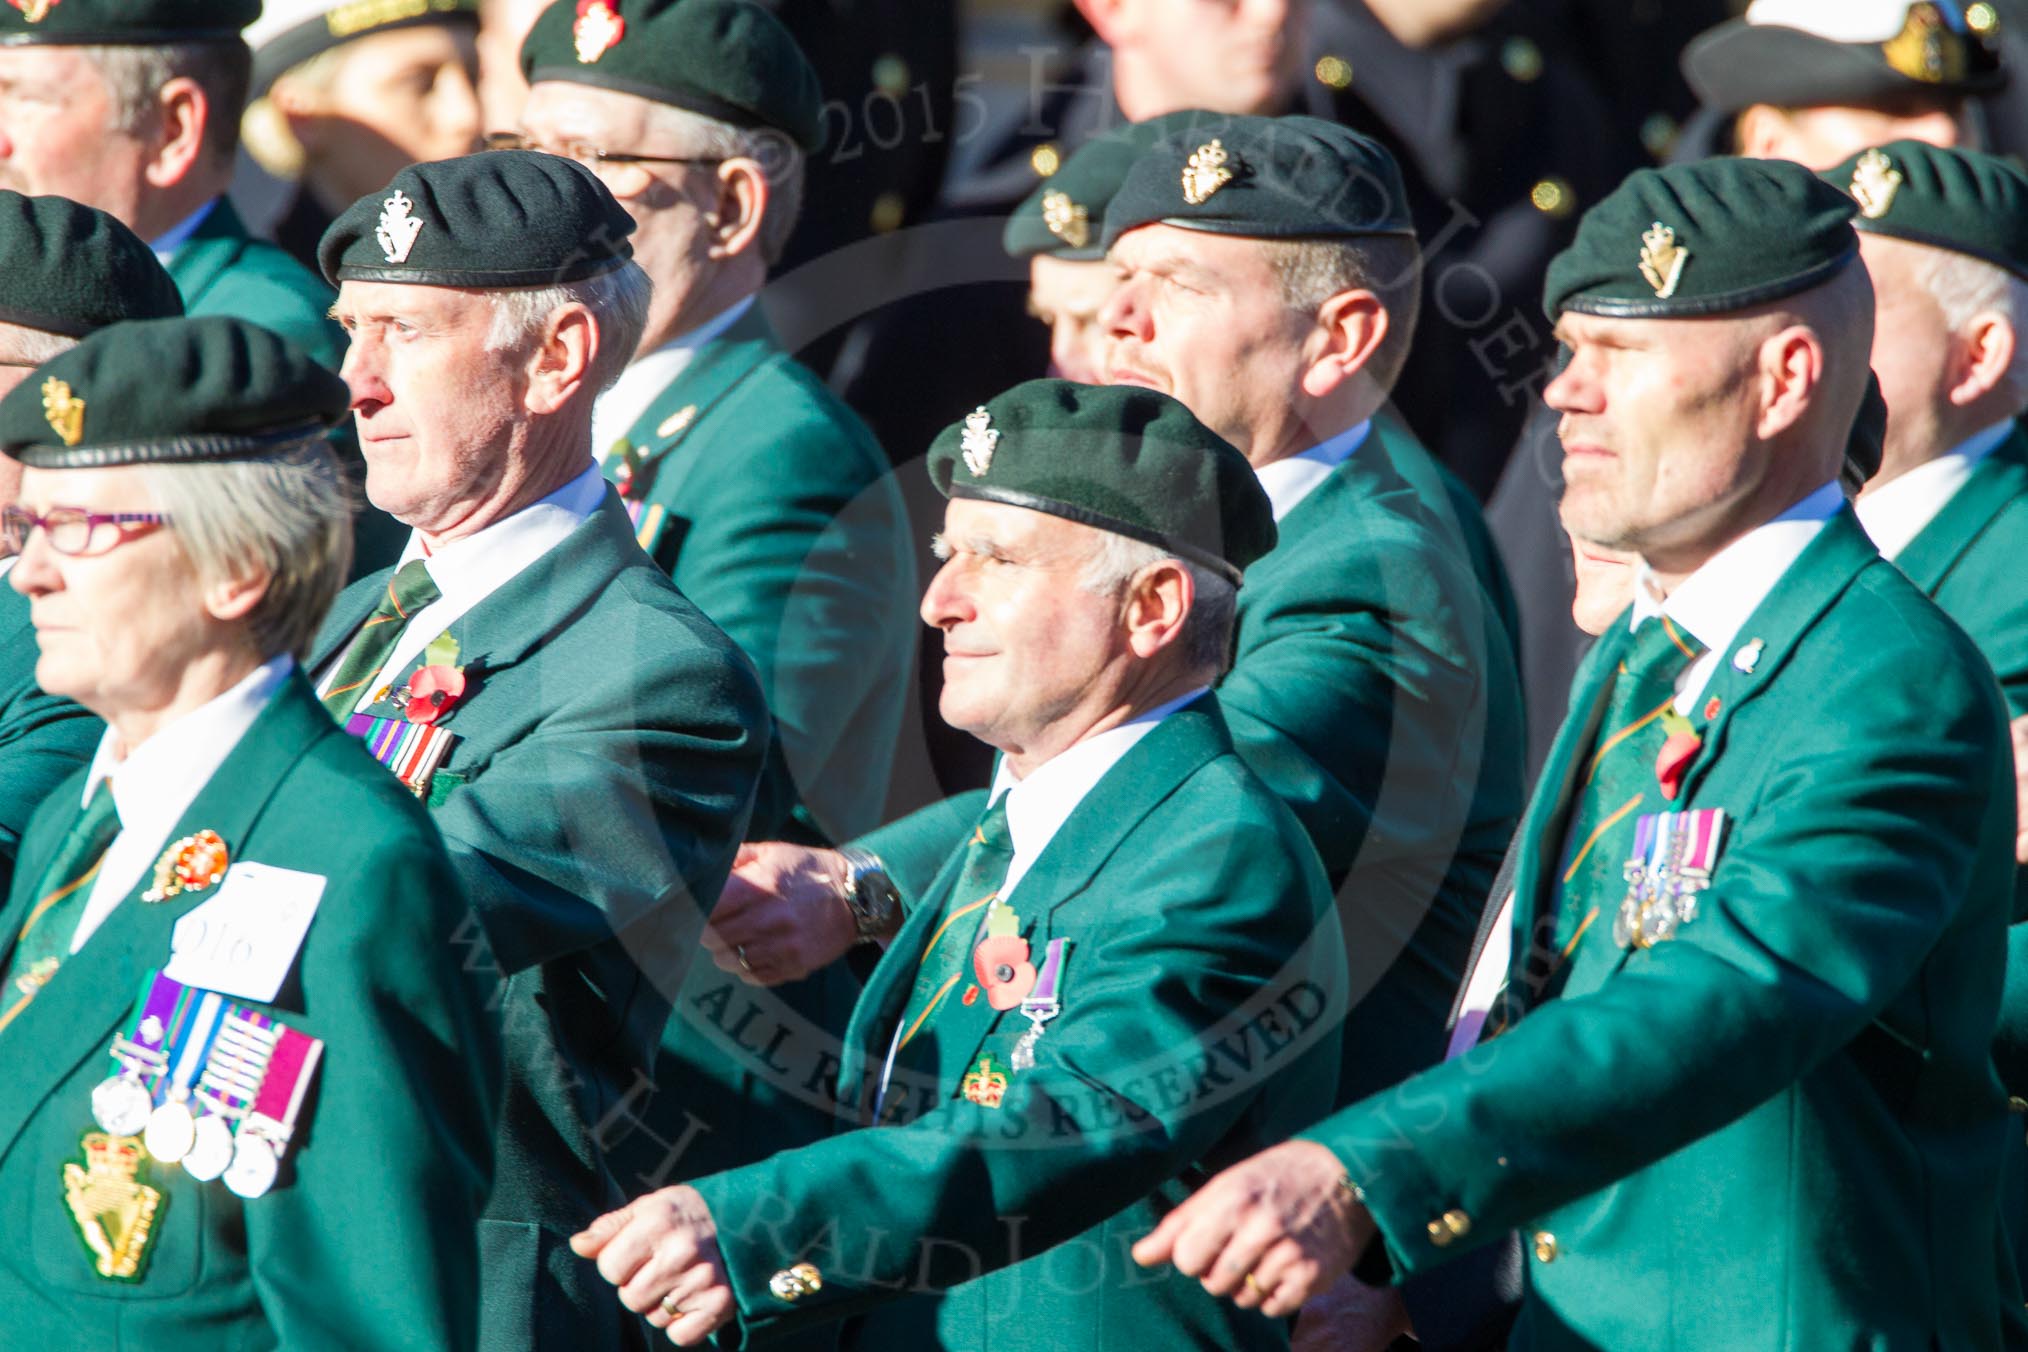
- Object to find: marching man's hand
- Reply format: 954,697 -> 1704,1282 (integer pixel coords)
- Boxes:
573,1186 -> 734,1346
1132,1139 -> 1376,1319
702,843 -> 858,987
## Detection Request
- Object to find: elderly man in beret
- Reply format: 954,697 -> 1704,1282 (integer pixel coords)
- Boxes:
503,0 -> 917,1197
574,379 -> 1346,1352
0,0 -> 342,372
0,315 -> 498,1351
1137,156 -> 2022,1349
0,192 -> 187,890
713,119 -> 1522,1139
242,0 -> 483,273
311,150 -> 768,1351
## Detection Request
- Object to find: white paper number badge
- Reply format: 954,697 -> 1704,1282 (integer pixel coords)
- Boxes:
161,862 -> 326,1003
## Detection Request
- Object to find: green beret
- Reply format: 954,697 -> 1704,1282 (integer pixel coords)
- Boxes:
1004,112 -> 1218,261
1682,1 -> 2004,115
0,0 -> 257,44
1822,139 -> 2028,281
0,192 -> 182,338
1100,114 -> 1414,252
248,0 -> 479,96
1544,159 -> 1859,320
927,379 -> 1274,585
0,316 -> 350,468
520,0 -> 822,152
319,149 -> 634,288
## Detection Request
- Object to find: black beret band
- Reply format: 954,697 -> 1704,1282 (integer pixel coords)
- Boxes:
1559,244 -> 1858,319
14,421 -> 336,469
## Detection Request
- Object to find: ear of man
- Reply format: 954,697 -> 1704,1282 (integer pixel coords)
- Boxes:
705,159 -> 770,262
522,304 -> 599,415
1122,558 -> 1195,661
142,77 -> 214,190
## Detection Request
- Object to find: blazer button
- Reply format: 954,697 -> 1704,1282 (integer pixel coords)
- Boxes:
1532,1232 -> 1559,1263
1425,1209 -> 1472,1247
768,1262 -> 823,1302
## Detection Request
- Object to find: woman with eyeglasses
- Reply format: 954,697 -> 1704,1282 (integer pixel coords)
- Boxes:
0,316 -> 498,1352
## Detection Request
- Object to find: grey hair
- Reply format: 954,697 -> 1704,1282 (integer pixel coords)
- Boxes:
0,323 -> 77,368
138,438 -> 354,663
1913,245 -> 2028,407
1261,234 -> 1424,394
483,257 -> 654,395
644,102 -> 805,268
83,40 -> 251,163
1079,531 -> 1238,677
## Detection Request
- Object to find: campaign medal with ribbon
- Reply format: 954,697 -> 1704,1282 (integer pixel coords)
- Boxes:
352,633 -> 463,797
185,1008 -> 280,1182
90,972 -> 184,1137
225,1022 -> 323,1199
1010,939 -> 1068,1072
143,989 -> 228,1164
1614,809 -> 1728,950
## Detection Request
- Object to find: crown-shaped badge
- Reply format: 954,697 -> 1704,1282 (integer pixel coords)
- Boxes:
1041,190 -> 1090,249
1883,2 -> 1965,84
1850,148 -> 1904,220
1638,222 -> 1690,300
41,377 -> 82,446
574,0 -> 626,63
1182,140 -> 1235,206
961,1055 -> 1010,1109
961,406 -> 1000,477
375,189 -> 424,264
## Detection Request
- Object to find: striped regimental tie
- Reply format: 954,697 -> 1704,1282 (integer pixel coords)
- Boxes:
319,559 -> 440,720
0,782 -> 121,1036
890,794 -> 1015,1056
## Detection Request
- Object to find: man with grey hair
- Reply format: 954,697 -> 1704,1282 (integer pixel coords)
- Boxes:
310,150 -> 768,1352
508,0 -> 919,1204
0,191 -> 187,894
0,0 -> 342,372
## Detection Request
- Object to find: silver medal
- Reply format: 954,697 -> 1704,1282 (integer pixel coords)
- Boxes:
144,1099 -> 196,1163
182,1115 -> 236,1181
223,1134 -> 279,1199
91,1075 -> 153,1136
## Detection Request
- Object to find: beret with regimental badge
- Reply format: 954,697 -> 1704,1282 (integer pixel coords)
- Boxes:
1005,111 -> 1224,262
1544,158 -> 1860,320
1823,139 -> 2028,281
0,315 -> 350,468
1100,113 -> 1414,252
246,0 -> 479,97
0,191 -> 183,338
520,0 -> 822,152
1682,0 -> 2005,115
927,379 -> 1275,585
0,0 -> 259,44
319,149 -> 635,287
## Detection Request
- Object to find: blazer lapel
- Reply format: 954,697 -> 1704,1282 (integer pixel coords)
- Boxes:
163,199 -> 251,309
1891,425 -> 2028,596
621,307 -> 779,501
0,675 -> 336,1161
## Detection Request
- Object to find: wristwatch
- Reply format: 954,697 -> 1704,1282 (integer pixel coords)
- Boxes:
835,846 -> 900,943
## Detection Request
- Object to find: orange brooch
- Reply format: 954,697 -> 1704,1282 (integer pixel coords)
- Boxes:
142,830 -> 228,903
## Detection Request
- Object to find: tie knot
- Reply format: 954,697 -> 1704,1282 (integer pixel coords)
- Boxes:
974,794 -> 1014,854
385,559 -> 441,619
1626,615 -> 1703,680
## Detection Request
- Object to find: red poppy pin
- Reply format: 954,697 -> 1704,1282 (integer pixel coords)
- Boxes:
404,664 -> 466,725
974,905 -> 1037,1011
1655,708 -> 1702,802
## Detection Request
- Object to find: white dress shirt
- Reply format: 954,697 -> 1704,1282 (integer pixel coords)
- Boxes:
1854,420 -> 2011,561
150,197 -> 217,263
1629,480 -> 1844,712
1252,421 -> 1370,522
985,685 -> 1211,900
318,463 -> 606,715
70,655 -> 293,952
589,295 -> 756,457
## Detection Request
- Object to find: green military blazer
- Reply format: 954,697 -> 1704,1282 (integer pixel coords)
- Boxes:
691,697 -> 1347,1351
862,419 -> 1526,1104
601,304 -> 915,845
0,673 -> 499,1351
1307,512 -> 2020,1350
165,199 -> 345,374
306,492 -> 769,1352
0,581 -> 99,895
